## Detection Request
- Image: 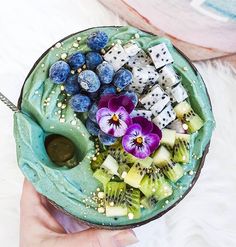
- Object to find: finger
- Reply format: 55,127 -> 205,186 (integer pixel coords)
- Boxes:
56,228 -> 138,247
20,179 -> 42,208
20,179 -> 65,234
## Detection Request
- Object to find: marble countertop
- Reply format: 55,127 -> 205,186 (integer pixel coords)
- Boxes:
0,0 -> 236,246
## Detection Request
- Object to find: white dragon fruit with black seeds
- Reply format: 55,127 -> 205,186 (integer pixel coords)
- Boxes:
103,44 -> 129,71
128,83 -> 143,94
152,103 -> 176,129
148,43 -> 174,69
170,83 -> 188,103
165,87 -> 176,104
130,109 -> 152,120
140,84 -> 165,109
132,65 -> 159,93
157,65 -> 180,89
123,42 -> 141,57
150,93 -> 170,116
126,49 -> 152,69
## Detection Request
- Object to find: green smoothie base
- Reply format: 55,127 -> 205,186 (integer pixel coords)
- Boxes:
14,26 -> 215,228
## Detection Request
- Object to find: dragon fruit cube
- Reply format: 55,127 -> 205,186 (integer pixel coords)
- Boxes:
152,103 -> 176,129
132,65 -> 159,91
126,49 -> 152,69
128,83 -> 143,94
170,83 -> 188,103
148,43 -> 174,69
123,41 -> 141,57
150,93 -> 170,116
157,65 -> 180,89
103,44 -> 129,71
130,109 -> 152,120
143,84 -> 165,102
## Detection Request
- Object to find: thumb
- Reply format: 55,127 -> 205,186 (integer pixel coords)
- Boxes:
58,228 -> 138,247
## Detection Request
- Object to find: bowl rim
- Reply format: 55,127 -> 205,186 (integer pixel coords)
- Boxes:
17,25 -> 212,230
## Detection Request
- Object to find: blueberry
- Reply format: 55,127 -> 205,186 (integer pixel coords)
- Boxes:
49,61 -> 70,84
69,94 -> 91,112
100,85 -> 116,96
87,31 -> 108,51
64,74 -> 80,95
96,61 -> 114,84
88,103 -> 98,122
121,90 -> 138,106
86,118 -> 99,136
98,130 -> 117,146
78,70 -> 100,93
67,52 -> 85,70
113,68 -> 133,91
85,52 -> 103,70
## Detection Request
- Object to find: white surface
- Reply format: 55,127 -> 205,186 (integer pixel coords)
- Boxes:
0,0 -> 236,246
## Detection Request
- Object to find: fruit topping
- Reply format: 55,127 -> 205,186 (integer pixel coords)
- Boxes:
148,43 -> 174,69
87,31 -> 109,51
103,43 -> 129,71
67,51 -> 85,70
172,133 -> 191,164
174,101 -> 204,133
85,51 -> 103,70
78,70 -> 101,93
49,61 -> 70,84
64,74 -> 80,95
96,61 -> 115,84
69,94 -> 91,112
113,68 -> 133,91
152,103 -> 176,129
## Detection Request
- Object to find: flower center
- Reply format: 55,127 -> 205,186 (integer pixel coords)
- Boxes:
135,136 -> 143,144
112,114 -> 119,122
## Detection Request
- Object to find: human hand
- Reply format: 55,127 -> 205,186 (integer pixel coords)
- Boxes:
20,179 -> 138,247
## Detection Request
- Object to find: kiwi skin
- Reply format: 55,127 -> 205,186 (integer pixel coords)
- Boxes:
18,26 -> 212,230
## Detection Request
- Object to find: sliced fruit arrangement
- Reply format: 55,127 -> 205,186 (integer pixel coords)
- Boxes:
47,29 -> 205,220
174,101 -> 204,133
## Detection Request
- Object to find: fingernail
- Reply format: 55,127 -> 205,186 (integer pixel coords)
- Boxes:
113,230 -> 138,246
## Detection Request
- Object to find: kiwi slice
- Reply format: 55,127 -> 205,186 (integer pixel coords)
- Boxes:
160,129 -> 176,150
140,165 -> 173,200
161,162 -> 184,182
125,188 -> 141,219
105,182 -> 128,217
173,133 -> 190,164
118,164 -> 130,179
101,154 -> 119,175
124,157 -> 153,188
174,101 -> 204,133
108,143 -> 137,166
152,146 -> 171,166
91,151 -> 108,170
155,179 -> 173,200
93,168 -> 112,185
141,196 -> 158,209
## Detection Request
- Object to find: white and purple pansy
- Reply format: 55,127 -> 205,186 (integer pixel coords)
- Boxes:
122,116 -> 162,159
96,95 -> 135,137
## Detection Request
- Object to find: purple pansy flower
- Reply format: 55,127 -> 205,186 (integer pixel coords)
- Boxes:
96,95 -> 135,137
122,116 -> 162,159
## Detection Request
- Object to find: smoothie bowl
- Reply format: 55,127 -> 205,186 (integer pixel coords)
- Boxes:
14,26 -> 215,229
